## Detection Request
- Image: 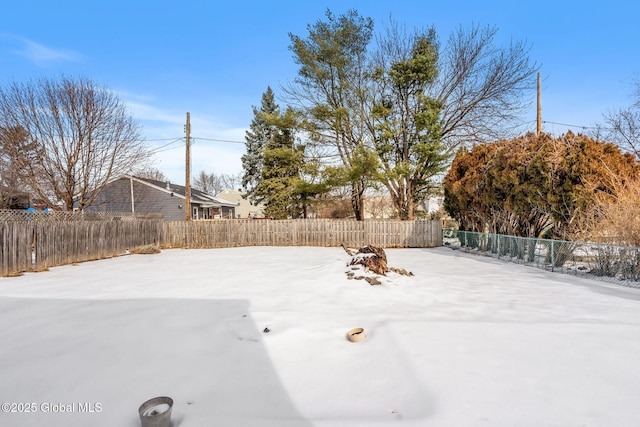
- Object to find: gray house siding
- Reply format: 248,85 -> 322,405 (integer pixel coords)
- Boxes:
85,177 -> 186,220
84,176 -> 235,221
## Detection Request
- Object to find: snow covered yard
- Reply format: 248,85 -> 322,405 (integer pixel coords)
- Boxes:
1,246 -> 640,427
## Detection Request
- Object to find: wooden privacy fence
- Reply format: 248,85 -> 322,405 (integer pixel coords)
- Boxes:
163,219 -> 442,249
0,219 -> 163,277
1,218 -> 441,277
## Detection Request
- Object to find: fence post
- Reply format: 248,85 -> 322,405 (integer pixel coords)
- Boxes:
550,240 -> 555,272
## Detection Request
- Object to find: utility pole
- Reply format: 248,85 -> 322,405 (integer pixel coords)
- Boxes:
185,112 -> 191,221
536,72 -> 542,135
130,175 -> 135,213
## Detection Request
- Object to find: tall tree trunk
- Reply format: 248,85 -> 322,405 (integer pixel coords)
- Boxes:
389,183 -> 416,220
351,180 -> 365,221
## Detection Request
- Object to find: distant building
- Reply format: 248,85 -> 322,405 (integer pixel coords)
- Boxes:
83,175 -> 236,220
216,189 -> 265,219
0,187 -> 32,209
422,195 -> 444,215
0,187 -> 51,210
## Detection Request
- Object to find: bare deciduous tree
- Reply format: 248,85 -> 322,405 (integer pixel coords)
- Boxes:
435,24 -> 539,152
192,171 -> 220,195
370,25 -> 449,219
367,22 -> 537,219
578,168 -> 640,246
192,170 -> 241,196
219,172 -> 242,192
595,78 -> 640,161
602,107 -> 640,160
135,167 -> 168,182
286,13 -> 538,220
0,75 -> 148,210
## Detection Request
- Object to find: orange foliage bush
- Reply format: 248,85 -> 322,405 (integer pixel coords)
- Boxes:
444,132 -> 639,240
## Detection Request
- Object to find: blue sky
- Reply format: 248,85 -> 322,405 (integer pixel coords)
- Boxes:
2,0 -> 639,185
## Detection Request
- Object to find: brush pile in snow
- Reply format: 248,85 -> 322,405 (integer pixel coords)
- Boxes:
345,245 -> 389,276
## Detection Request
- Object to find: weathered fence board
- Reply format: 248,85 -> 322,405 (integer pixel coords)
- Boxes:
0,222 -> 33,276
1,218 -> 441,277
162,219 -> 442,249
1,219 -> 163,276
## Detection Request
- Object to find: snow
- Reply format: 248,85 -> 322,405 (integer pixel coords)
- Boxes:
1,246 -> 640,426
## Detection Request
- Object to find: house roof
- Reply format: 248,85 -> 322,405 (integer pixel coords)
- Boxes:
127,175 -> 236,208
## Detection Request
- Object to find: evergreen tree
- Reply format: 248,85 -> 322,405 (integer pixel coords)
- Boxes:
443,132 -> 639,239
253,108 -> 305,219
371,30 -> 450,219
241,86 -> 278,204
287,9 -> 374,220
287,12 -> 537,220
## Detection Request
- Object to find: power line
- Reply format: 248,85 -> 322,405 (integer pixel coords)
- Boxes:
144,136 -> 247,157
143,137 -> 185,142
192,137 -> 245,144
145,119 -> 615,154
542,120 -> 612,131
148,137 -> 185,154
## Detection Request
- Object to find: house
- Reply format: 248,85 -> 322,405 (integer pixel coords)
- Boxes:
422,195 -> 444,215
0,187 -> 32,209
83,175 -> 236,221
216,189 -> 265,219
0,186 -> 52,210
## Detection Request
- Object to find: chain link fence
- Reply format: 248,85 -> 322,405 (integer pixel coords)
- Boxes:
0,209 -> 163,222
445,230 -> 640,288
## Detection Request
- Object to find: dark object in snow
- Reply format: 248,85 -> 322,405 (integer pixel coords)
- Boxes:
365,276 -> 382,286
130,244 -> 161,255
389,267 -> 414,276
263,327 -> 270,333
347,245 -> 389,275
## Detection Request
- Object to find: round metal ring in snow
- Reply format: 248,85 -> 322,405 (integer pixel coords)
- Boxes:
138,396 -> 173,427
347,327 -> 366,342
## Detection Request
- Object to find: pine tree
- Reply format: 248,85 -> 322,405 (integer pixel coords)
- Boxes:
241,86 -> 278,204
287,9 -> 374,220
253,108 -> 305,219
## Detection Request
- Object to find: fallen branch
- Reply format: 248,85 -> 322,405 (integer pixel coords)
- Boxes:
342,244 -> 414,278
346,245 -> 388,275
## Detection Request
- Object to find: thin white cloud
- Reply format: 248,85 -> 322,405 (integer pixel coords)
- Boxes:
120,91 -> 247,140
117,92 -> 248,182
126,101 -> 185,125
10,36 -> 82,64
